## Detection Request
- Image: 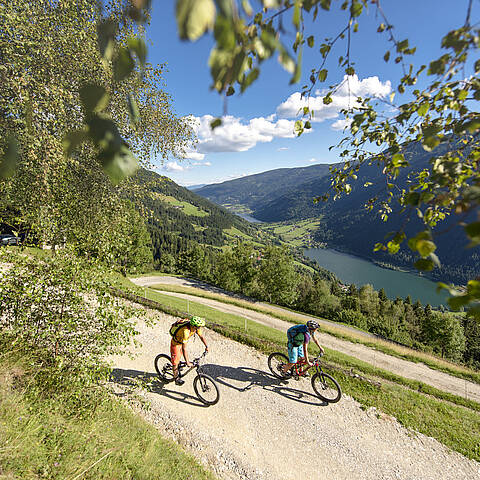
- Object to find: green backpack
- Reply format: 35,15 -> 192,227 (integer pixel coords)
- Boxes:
291,332 -> 305,347
169,319 -> 190,341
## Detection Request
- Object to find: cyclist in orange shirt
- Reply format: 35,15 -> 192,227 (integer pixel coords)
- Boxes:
170,316 -> 209,385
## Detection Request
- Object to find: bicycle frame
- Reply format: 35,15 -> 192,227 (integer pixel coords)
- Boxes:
177,351 -> 207,379
290,356 -> 323,378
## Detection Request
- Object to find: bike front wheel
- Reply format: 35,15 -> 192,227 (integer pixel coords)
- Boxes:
154,354 -> 174,383
267,352 -> 292,379
311,372 -> 342,403
193,373 -> 220,405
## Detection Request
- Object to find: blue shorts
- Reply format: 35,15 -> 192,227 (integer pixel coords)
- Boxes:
287,342 -> 304,363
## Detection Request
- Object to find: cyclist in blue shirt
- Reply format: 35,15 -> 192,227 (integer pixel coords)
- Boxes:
281,320 -> 324,376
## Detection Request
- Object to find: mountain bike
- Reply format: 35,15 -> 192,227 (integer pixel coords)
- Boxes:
154,350 -> 220,406
267,351 -> 342,403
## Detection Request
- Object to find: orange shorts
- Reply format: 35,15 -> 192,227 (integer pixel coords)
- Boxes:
170,341 -> 183,366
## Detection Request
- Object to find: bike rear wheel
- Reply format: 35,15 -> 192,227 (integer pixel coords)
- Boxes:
154,354 -> 174,383
193,373 -> 220,405
267,352 -> 292,379
311,372 -> 342,403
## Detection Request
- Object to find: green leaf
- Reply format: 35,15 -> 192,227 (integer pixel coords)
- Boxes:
226,85 -> 235,96
293,0 -> 300,29
350,0 -> 362,17
422,135 -> 441,152
127,37 -> 147,69
323,93 -> 332,105
79,84 -> 109,114
114,48 -> 135,82
290,48 -> 303,84
63,129 -> 88,156
405,191 -> 420,206
417,102 -> 429,117
241,68 -> 259,92
176,0 -> 216,41
307,36 -> 315,48
279,48 -> 295,74
99,144 -> 139,185
0,136 -> 19,179
387,240 -> 400,254
465,222 -> 480,246
210,118 -> 222,129
414,258 -> 434,271
214,15 -> 235,50
320,0 -> 331,10
97,19 -> 117,61
416,239 -> 436,257
317,69 -> 328,82
127,94 -> 140,125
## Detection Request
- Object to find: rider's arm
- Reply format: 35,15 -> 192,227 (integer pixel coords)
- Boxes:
312,332 -> 325,354
304,340 -> 311,364
197,332 -> 209,351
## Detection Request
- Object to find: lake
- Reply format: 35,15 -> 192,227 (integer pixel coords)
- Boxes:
304,247 -> 449,307
236,213 -> 264,223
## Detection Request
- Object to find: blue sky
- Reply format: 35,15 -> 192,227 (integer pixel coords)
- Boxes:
145,1 -> 477,186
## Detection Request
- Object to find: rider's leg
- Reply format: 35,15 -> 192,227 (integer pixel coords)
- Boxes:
170,341 -> 185,385
282,343 -> 298,374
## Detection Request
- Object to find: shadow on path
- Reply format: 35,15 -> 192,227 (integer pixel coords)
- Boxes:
201,363 -> 328,407
110,368 -> 209,408
111,362 -> 327,408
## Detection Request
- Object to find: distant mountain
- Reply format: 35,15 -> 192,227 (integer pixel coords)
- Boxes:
187,184 -> 208,191
196,143 -> 480,285
195,164 -> 332,212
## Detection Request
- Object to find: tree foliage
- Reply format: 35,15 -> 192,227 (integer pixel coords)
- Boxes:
0,0 -> 192,272
0,250 -> 139,390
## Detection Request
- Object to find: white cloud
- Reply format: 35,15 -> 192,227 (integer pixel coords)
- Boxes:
191,161 -> 212,166
277,147 -> 289,151
276,75 -> 391,124
179,75 -> 390,158
163,161 -> 189,172
331,118 -> 353,131
183,150 -> 205,161
308,157 -> 318,163
188,114 -> 299,154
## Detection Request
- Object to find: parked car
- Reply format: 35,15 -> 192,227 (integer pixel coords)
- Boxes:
0,234 -> 20,246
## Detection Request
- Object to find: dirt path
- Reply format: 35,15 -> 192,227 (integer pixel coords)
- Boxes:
131,276 -> 480,403
110,306 -> 480,480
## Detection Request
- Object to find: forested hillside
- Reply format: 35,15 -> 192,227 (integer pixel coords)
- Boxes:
130,169 -> 278,272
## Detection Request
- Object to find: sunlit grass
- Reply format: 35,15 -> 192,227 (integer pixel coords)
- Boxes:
0,353 -> 217,480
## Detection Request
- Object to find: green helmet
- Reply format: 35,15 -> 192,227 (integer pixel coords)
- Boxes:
190,316 -> 205,327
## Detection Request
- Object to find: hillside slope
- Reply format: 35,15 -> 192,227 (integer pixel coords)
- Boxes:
195,143 -> 480,284
131,169 -> 276,264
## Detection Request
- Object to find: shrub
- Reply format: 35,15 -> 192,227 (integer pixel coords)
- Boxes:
0,249 -> 139,397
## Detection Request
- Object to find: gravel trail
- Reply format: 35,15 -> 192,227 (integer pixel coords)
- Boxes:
131,276 -> 480,403
110,306 -> 479,480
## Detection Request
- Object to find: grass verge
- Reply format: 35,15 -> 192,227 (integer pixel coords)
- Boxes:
0,351 -> 216,480
115,286 -> 480,461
